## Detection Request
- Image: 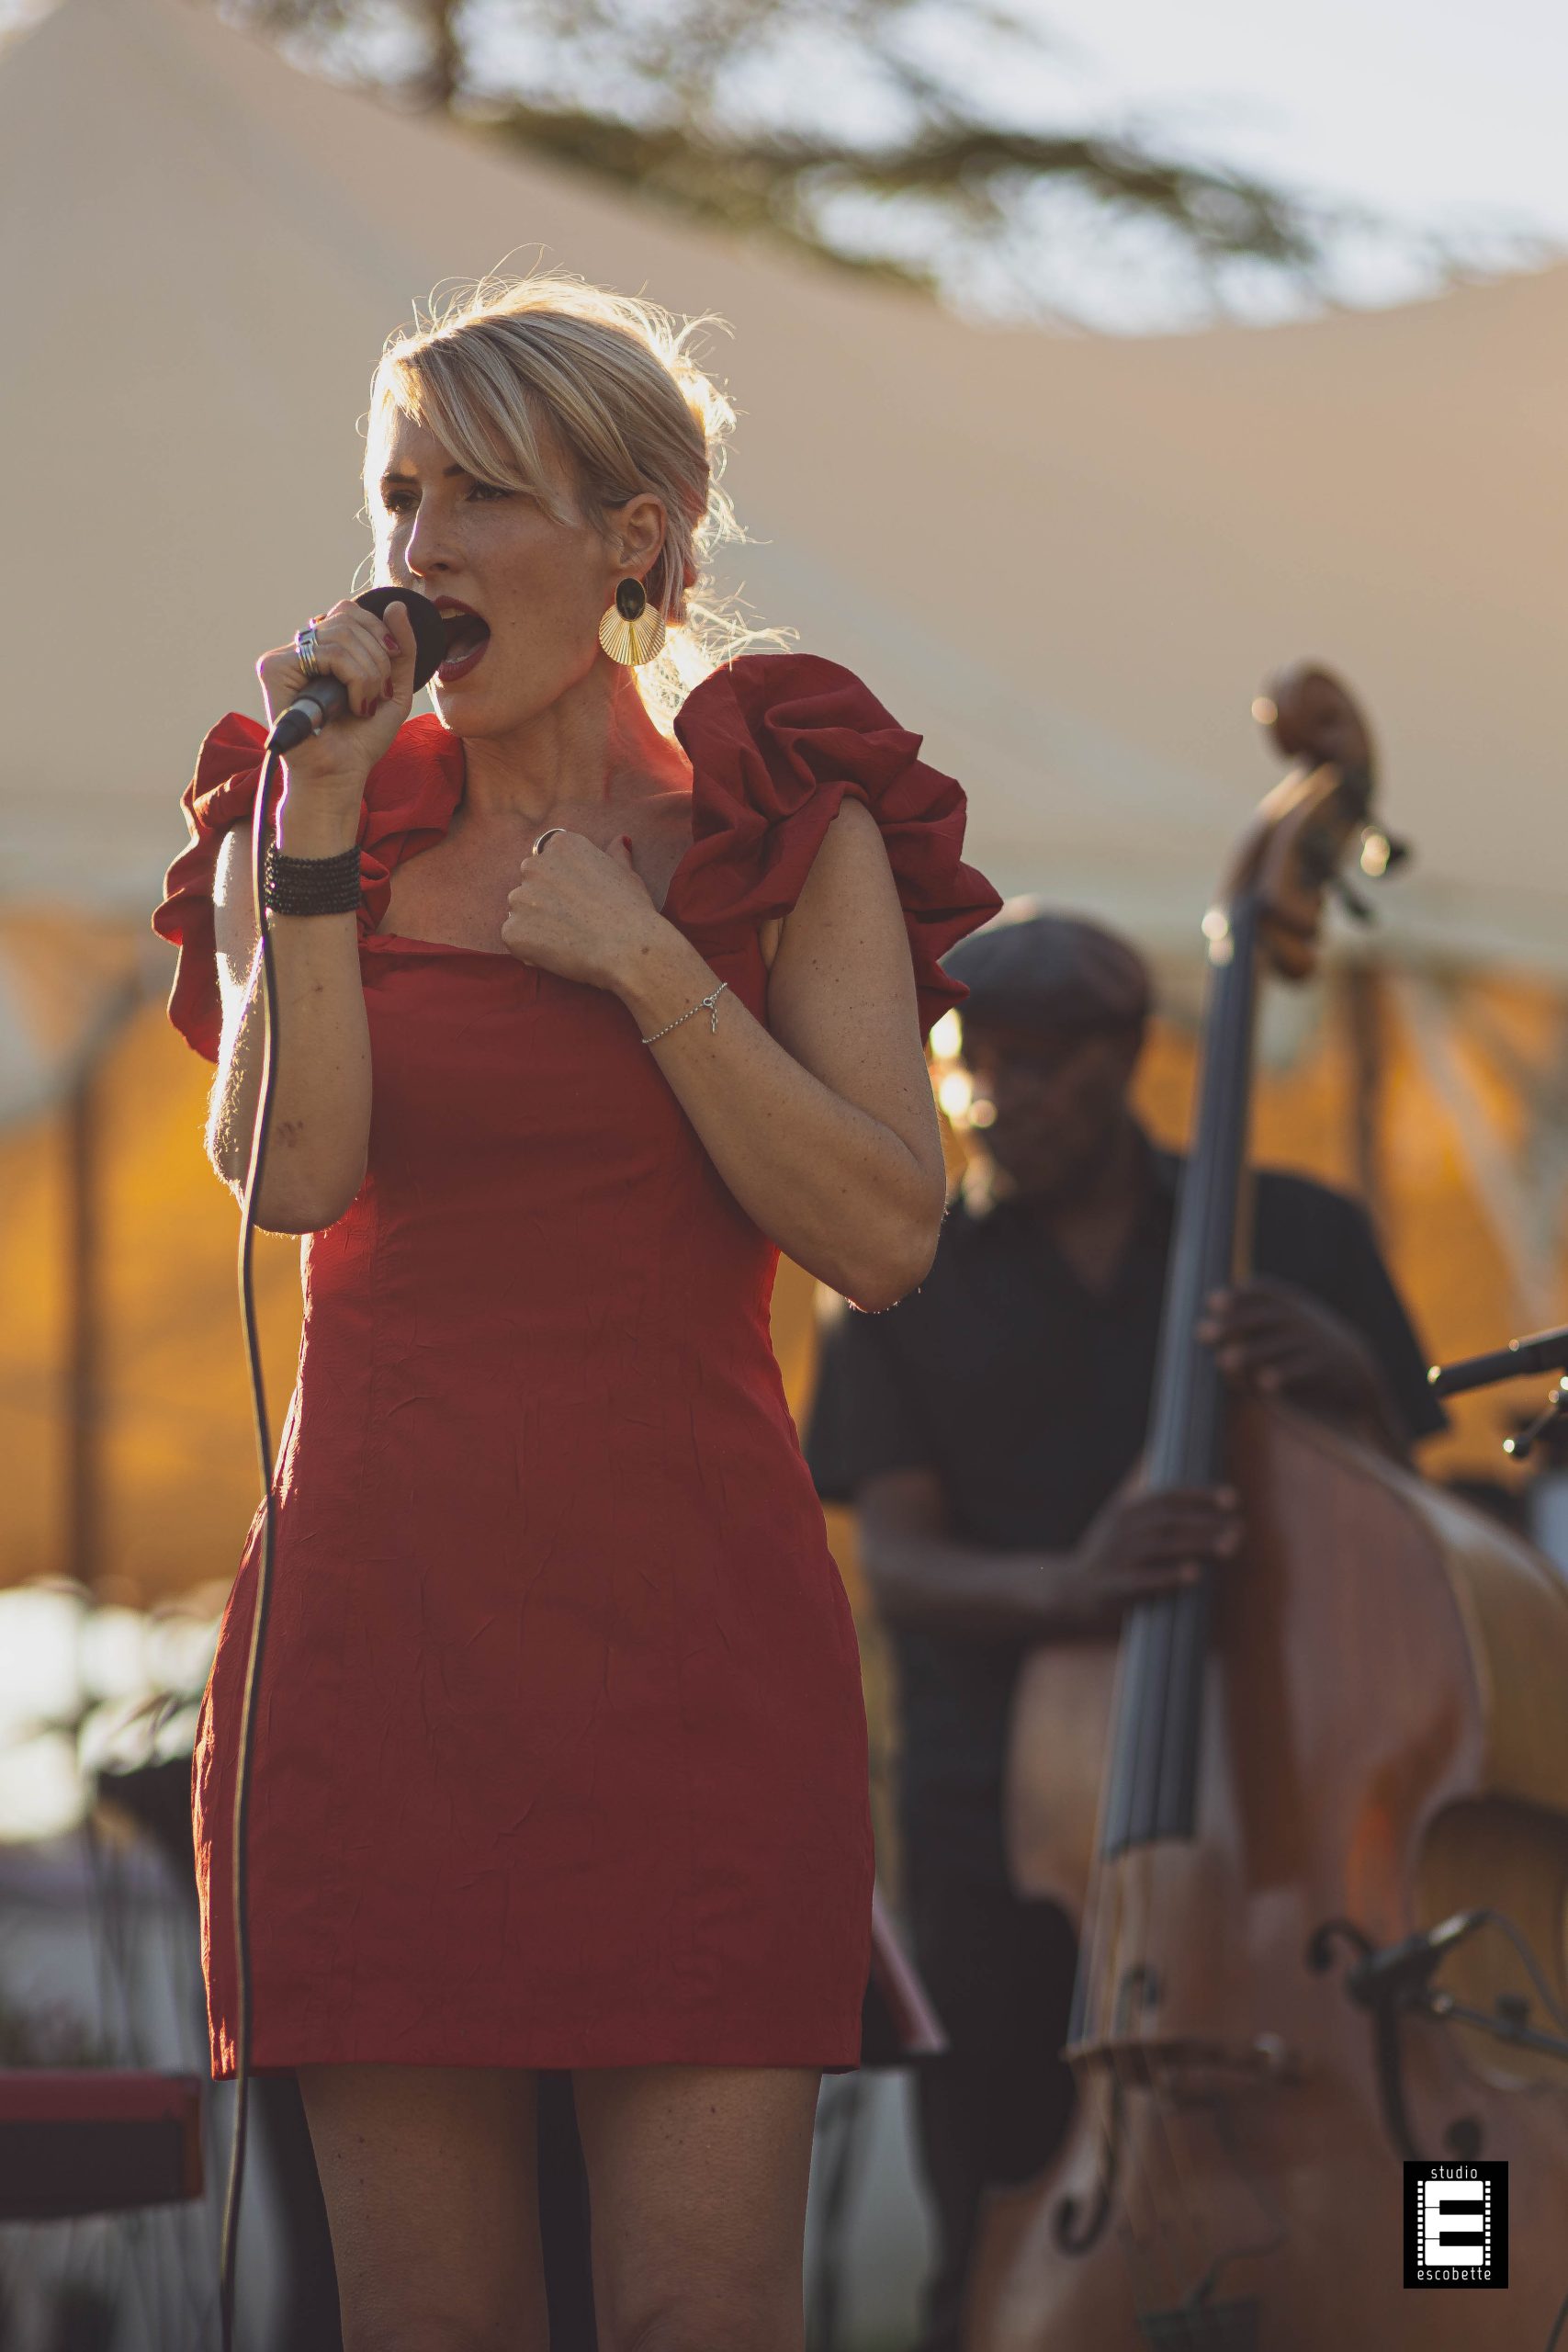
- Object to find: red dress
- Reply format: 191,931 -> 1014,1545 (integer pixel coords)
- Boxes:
154,653 -> 1000,2077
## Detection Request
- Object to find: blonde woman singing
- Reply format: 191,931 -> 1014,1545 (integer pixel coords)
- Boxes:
155,276 -> 998,2352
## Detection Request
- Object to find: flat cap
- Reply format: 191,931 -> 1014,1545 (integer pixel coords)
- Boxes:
942,901 -> 1151,1035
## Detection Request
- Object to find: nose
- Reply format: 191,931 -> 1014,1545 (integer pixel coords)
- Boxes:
402,501 -> 457,582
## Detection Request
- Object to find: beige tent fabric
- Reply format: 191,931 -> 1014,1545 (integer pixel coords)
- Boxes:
1,0 -> 1564,989
0,0 -> 1563,1600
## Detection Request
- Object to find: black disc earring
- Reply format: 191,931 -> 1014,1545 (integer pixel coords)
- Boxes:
598,576 -> 666,666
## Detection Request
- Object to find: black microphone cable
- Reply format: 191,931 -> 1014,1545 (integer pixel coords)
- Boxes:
214,588 -> 448,2347
218,741 -> 287,2352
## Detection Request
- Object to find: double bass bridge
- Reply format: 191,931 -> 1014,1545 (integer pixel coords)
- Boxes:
1070,2030 -> 1304,2102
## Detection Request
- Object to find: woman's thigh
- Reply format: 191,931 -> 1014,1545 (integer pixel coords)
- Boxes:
573,2063 -> 820,2352
297,2063 -> 547,2352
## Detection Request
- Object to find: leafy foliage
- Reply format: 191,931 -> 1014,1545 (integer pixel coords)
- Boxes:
219,0 -> 1523,325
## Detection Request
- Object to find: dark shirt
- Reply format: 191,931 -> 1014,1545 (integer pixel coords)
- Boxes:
803,1145 -> 1446,1878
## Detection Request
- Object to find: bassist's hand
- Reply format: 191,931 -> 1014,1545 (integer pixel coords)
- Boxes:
1199,1278 -> 1395,1438
1059,1487 -> 1243,1635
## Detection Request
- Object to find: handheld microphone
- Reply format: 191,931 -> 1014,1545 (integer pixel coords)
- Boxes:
265,586 -> 450,755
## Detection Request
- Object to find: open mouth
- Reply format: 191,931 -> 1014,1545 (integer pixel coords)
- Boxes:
436,606 -> 491,684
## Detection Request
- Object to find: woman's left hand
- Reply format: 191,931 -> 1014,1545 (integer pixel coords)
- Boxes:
502,831 -> 664,989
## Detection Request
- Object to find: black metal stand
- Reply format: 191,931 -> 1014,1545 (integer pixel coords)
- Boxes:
1428,1323 -> 1568,1459
1309,1908 -> 1568,2169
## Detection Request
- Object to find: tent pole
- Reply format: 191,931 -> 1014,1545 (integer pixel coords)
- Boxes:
62,1043 -> 104,1592
60,979 -> 139,1594
58,968 -> 143,1580
1393,974 -> 1551,1325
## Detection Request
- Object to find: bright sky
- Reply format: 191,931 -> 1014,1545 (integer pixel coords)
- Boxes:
844,0 -> 1566,325
1010,0 -> 1568,252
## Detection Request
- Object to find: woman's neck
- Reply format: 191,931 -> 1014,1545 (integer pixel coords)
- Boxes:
457,661 -> 688,823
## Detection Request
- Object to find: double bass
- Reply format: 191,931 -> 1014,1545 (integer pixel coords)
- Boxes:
967,667 -> 1568,2348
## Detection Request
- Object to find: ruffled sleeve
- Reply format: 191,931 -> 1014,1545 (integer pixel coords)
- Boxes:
671,654 -> 1002,1038
152,713 -> 466,1061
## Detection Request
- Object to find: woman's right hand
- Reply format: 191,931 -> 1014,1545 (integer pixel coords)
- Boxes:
256,595 -> 420,807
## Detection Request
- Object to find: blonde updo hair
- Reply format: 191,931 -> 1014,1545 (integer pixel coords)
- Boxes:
364,273 -> 758,718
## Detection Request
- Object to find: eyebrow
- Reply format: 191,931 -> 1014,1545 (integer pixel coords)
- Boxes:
378,463 -> 470,487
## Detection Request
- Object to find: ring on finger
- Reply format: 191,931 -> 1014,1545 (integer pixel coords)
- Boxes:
295,622 -> 323,681
532,827 -> 569,856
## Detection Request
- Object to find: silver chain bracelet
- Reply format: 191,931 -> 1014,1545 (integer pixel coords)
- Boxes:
641,979 -> 729,1046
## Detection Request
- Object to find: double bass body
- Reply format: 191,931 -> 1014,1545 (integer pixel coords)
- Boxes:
980,1402 -> 1568,2347
966,673 -> 1568,2349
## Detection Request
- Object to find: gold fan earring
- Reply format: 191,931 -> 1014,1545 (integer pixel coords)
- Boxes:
598,577 -> 667,666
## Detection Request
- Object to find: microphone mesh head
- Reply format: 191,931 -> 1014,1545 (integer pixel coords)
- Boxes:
355,587 -> 449,693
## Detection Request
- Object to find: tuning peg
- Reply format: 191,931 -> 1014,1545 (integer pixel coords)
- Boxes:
1359,827 -> 1411,880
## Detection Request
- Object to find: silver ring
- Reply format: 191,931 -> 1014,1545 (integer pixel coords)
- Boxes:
295,622 -> 322,682
532,827 -> 569,855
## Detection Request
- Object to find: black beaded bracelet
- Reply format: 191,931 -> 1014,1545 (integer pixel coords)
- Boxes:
263,841 -> 363,917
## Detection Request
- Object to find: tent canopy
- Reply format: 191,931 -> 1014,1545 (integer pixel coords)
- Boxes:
1,0 -> 1564,1595
1,0 -> 1563,990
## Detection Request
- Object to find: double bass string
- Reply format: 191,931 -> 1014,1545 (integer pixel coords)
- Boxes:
1064,893 -> 1271,2324
1070,1611 -> 1177,2315
1077,1637 -> 1207,2320
1100,896 -> 1270,2316
1114,903 -> 1279,2314
1073,1622 -> 1211,2321
1115,1845 -> 1218,2319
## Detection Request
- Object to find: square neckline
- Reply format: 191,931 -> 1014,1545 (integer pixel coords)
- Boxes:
367,732 -> 705,957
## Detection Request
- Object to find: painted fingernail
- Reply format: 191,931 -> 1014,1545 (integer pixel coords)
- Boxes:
383,632 -> 400,652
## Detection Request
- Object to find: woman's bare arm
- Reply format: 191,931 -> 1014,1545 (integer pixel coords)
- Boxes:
208,813 -> 372,1233
503,798 -> 948,1310
206,597 -> 419,1232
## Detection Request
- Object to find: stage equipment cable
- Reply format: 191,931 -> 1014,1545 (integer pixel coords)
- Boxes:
217,744 -> 287,2352
1467,1907 -> 1568,2039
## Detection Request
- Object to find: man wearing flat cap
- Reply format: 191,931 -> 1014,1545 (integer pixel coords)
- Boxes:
805,904 -> 1445,2352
